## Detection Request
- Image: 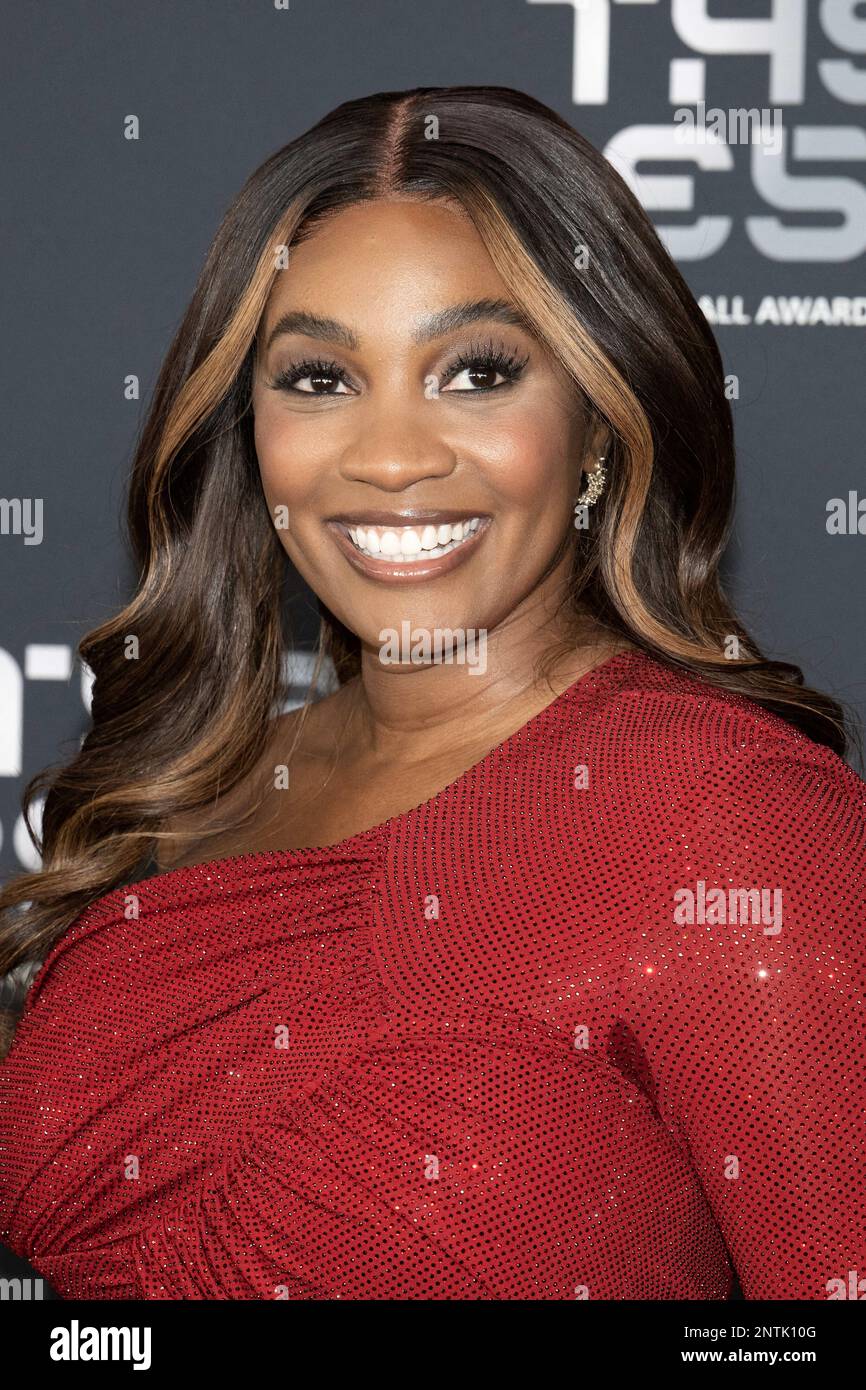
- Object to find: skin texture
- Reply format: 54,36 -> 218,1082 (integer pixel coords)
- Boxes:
163,198 -> 624,862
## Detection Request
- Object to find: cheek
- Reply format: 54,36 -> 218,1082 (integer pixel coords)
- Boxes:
252,396 -> 322,509
252,393 -> 282,485
473,415 -> 575,513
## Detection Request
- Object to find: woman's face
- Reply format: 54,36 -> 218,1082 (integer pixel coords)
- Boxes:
252,197 -> 595,659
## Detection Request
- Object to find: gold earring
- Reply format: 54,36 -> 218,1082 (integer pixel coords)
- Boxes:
574,455 -> 607,509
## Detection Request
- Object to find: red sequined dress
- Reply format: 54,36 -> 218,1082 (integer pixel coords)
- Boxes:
0,648 -> 864,1300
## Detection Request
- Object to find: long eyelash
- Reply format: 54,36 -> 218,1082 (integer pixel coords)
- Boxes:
269,338 -> 531,396
270,357 -> 350,393
439,338 -> 530,391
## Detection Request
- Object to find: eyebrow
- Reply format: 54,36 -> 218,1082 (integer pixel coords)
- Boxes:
262,297 -> 533,353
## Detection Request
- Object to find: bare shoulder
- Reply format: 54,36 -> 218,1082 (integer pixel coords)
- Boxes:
548,636 -> 638,690
154,681 -> 358,871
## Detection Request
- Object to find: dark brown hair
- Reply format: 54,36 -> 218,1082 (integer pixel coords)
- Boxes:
0,84 -> 859,1057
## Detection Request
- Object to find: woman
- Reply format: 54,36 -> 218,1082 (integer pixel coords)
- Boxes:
0,85 -> 863,1301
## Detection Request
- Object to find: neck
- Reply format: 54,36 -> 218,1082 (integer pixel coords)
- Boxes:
344,564 -> 613,763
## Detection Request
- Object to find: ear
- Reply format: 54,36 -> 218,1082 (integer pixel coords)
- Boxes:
582,442 -> 610,478
582,415 -> 611,472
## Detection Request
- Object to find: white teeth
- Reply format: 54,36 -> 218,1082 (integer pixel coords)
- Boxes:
344,517 -> 484,561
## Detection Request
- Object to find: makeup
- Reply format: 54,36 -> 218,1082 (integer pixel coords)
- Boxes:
325,512 -> 492,584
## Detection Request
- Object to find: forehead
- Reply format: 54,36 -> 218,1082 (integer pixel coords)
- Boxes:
260,198 -> 510,339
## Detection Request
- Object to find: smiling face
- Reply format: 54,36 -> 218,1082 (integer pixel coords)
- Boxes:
251,197 -> 602,663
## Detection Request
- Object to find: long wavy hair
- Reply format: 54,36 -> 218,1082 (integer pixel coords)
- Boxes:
0,84 -> 860,1058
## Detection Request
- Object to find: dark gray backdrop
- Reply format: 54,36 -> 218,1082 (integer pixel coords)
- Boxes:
1,0 -> 864,1297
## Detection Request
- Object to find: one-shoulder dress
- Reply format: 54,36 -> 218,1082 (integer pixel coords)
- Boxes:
0,649 -> 864,1299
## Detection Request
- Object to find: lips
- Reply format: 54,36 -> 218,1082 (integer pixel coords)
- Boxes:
326,509 -> 485,526
325,515 -> 492,584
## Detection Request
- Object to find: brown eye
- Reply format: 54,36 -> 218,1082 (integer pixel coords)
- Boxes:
452,366 -> 503,390
439,342 -> 530,393
271,359 -> 354,395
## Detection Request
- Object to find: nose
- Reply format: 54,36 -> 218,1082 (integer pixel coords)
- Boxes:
337,399 -> 458,492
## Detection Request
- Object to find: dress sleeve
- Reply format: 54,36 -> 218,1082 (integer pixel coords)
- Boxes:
628,734 -> 866,1300
129,1007 -> 727,1300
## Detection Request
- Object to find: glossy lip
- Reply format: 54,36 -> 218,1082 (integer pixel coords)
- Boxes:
326,508 -> 486,526
325,515 -> 492,583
